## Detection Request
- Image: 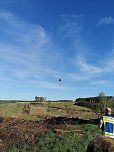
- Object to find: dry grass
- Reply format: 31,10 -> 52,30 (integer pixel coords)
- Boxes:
30,106 -> 47,115
0,101 -> 97,120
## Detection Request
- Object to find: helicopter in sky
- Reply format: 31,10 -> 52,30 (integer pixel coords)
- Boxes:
58,78 -> 62,86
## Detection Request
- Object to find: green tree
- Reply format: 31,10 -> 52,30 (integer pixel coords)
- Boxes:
98,91 -> 113,115
35,96 -> 47,102
98,91 -> 107,114
35,96 -> 39,101
89,92 -> 111,117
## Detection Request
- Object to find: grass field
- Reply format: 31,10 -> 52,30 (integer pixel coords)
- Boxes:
0,101 -> 98,119
0,101 -> 101,152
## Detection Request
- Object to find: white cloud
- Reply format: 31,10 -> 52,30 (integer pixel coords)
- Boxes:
0,11 -> 50,48
76,56 -> 104,75
98,16 -> 114,25
90,80 -> 110,86
77,54 -> 114,74
68,54 -> 114,83
0,10 -> 63,85
68,73 -> 91,81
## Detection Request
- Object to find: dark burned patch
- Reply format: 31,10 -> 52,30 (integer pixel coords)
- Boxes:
0,116 -> 3,123
43,116 -> 99,136
44,116 -> 79,125
43,116 -> 99,125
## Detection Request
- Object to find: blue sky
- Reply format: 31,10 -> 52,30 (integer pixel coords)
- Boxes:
0,0 -> 114,100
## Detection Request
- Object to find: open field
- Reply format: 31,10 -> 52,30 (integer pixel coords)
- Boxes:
0,101 -> 101,152
0,102 -> 98,119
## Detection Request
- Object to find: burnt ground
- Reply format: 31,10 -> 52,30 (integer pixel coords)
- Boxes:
0,116 -> 99,151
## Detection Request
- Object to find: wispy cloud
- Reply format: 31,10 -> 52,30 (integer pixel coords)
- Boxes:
68,53 -> 114,84
57,14 -> 114,85
59,14 -> 83,41
0,10 -> 63,84
90,80 -> 111,86
98,16 -> 114,25
76,56 -> 104,75
67,73 -> 91,81
0,10 -> 51,48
